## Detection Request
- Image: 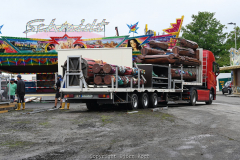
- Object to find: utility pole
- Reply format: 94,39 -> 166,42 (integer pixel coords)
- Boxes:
228,22 -> 237,49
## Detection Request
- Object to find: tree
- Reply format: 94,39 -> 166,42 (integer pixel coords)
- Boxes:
225,26 -> 240,50
181,12 -> 228,56
181,12 -> 229,71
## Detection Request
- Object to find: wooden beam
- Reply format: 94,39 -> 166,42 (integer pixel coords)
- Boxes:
0,103 -> 16,109
0,110 -> 8,114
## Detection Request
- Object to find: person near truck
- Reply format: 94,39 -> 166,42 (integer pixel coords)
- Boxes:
7,79 -> 17,103
16,75 -> 25,110
59,80 -> 70,110
53,75 -> 62,109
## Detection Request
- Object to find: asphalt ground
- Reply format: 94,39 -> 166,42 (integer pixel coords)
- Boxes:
0,94 -> 239,160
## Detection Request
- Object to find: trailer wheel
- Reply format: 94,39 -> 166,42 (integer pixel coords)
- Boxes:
189,90 -> 197,106
86,102 -> 99,111
127,94 -> 138,110
206,91 -> 213,105
149,93 -> 158,108
139,93 -> 149,109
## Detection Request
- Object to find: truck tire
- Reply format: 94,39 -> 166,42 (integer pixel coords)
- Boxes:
139,93 -> 149,109
206,91 -> 213,105
86,102 -> 99,111
189,90 -> 197,106
149,93 -> 158,108
127,94 -> 138,110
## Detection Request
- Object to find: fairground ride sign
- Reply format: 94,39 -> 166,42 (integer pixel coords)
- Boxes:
23,19 -> 109,34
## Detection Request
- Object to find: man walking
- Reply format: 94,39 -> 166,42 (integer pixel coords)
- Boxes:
16,75 -> 25,110
7,79 -> 17,103
53,75 -> 62,109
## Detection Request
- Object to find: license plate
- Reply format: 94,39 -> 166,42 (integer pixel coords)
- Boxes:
81,95 -> 93,98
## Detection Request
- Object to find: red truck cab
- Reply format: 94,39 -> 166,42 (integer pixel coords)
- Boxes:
199,50 -> 219,102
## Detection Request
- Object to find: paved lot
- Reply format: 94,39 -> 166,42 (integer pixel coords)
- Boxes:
0,94 -> 239,160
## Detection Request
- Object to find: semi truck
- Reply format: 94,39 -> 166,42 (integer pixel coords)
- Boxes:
59,48 -> 219,110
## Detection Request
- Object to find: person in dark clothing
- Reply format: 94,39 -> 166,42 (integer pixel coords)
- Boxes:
53,75 -> 62,109
16,75 -> 25,110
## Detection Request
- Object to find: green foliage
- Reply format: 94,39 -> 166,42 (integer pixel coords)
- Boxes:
225,26 -> 240,49
182,12 -> 228,57
216,53 -> 231,73
101,115 -> 112,125
181,11 -> 234,69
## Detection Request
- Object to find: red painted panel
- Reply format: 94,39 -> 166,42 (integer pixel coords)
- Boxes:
197,90 -> 210,101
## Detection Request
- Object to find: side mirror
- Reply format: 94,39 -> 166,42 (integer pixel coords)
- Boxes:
215,63 -> 220,76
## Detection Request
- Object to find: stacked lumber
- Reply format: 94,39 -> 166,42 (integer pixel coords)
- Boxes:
93,63 -> 146,86
80,58 -> 96,82
136,54 -> 201,66
63,58 -> 106,83
148,40 -> 168,50
172,46 -> 195,58
171,69 -> 196,80
177,38 -> 198,49
172,38 -> 199,60
134,39 -> 201,66
141,47 -> 166,56
63,58 -> 146,86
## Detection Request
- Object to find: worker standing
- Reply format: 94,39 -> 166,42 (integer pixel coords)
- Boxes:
53,75 -> 62,109
7,79 -> 17,103
16,75 -> 25,110
59,80 -> 70,110
59,96 -> 68,110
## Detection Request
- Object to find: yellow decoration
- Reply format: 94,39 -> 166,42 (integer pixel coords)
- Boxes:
163,15 -> 184,38
145,24 -> 148,35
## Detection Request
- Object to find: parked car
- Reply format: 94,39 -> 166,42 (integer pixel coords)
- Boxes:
222,81 -> 232,94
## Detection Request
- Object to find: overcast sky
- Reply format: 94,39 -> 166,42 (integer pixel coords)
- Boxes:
0,0 -> 239,38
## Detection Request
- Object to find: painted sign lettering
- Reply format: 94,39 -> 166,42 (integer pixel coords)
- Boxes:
23,19 -> 109,33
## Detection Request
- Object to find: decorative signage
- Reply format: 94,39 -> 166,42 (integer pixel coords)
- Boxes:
0,25 -> 3,34
127,22 -> 139,34
23,19 -> 109,33
230,48 -> 240,66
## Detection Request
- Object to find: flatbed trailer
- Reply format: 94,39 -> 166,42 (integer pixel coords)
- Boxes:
60,48 -> 219,110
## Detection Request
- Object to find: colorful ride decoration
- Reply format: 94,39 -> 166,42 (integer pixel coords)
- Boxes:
0,16 -> 184,67
1,37 -> 52,53
0,25 -> 3,34
127,22 -> 139,34
148,16 -> 184,48
48,34 -> 86,49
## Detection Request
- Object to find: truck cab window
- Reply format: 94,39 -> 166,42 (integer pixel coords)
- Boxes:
213,62 -> 219,76
212,62 -> 215,72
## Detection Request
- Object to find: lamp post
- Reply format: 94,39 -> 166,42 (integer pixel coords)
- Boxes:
228,22 -> 237,49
